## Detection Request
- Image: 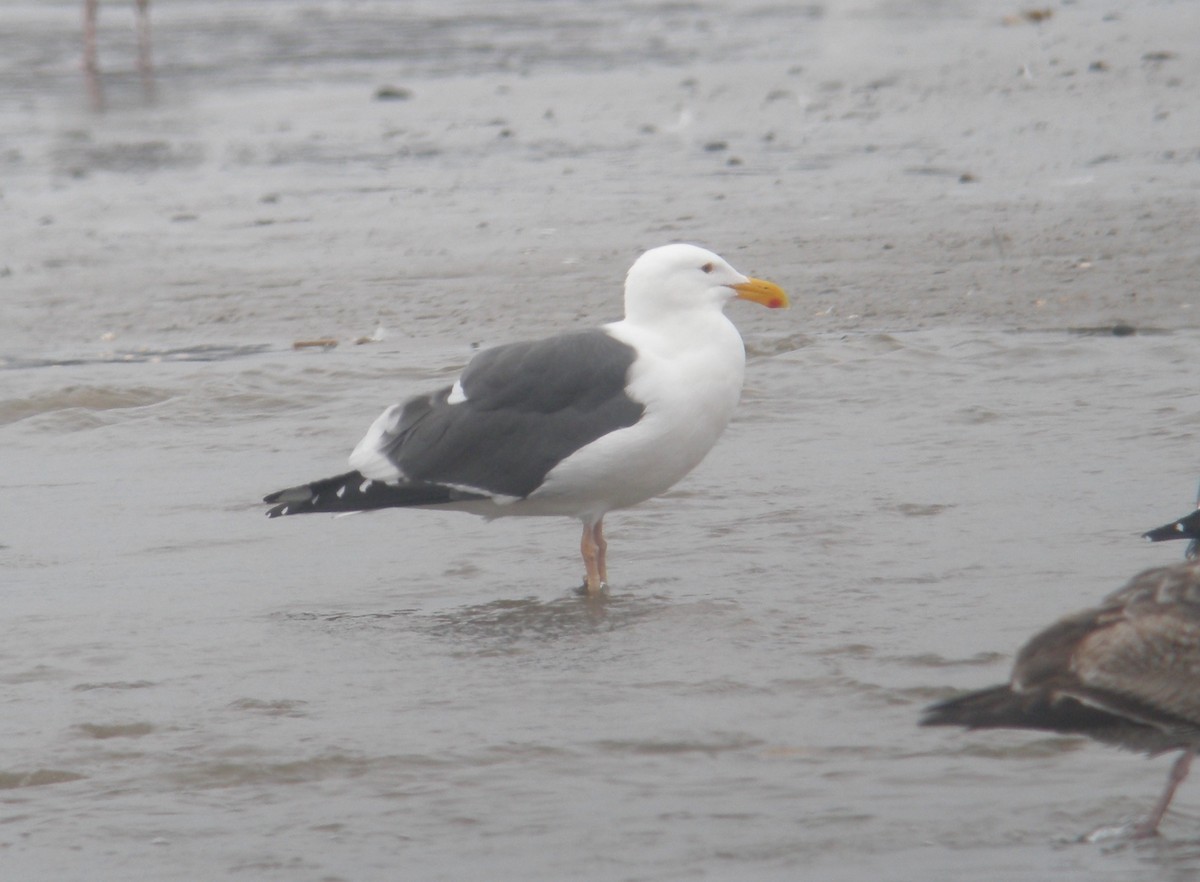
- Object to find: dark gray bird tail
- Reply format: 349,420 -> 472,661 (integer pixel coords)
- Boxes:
922,686 -> 1144,736
1143,509 -> 1200,545
921,686 -> 1034,730
263,470 -> 483,518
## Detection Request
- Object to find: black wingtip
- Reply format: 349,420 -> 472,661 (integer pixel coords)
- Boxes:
1142,522 -> 1184,543
920,696 -> 975,728
262,483 -> 321,513
261,470 -> 487,518
1143,509 -> 1200,544
919,684 -> 1034,731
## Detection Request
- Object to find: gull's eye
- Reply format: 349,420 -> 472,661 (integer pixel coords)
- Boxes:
701,262 -> 714,273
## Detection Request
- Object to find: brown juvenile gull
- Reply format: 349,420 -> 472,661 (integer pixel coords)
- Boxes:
262,244 -> 789,594
922,560 -> 1200,838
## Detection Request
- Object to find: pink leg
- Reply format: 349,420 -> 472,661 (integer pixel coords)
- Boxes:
83,0 -> 99,72
1133,749 -> 1193,838
134,0 -> 155,100
592,519 -> 608,585
82,0 -> 105,108
135,0 -> 153,77
579,518 -> 606,594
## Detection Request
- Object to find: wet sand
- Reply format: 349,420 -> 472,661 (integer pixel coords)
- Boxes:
3,1 -> 1200,880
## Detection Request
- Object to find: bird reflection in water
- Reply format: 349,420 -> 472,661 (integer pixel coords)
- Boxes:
423,592 -> 669,650
281,591 -> 669,652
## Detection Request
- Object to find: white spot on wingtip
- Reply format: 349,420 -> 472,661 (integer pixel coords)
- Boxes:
447,379 -> 468,405
1176,523 -> 1186,533
336,486 -> 346,498
359,479 -> 373,493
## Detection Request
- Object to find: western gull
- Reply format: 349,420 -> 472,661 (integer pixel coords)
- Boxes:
263,244 -> 789,593
922,560 -> 1200,838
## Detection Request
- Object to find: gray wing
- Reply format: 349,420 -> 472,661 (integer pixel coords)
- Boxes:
362,330 -> 645,498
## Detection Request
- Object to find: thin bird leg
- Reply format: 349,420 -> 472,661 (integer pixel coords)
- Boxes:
1133,749 -> 1194,838
135,0 -> 154,79
81,0 -> 106,109
83,0 -> 99,72
592,518 -> 608,586
579,520 -> 604,594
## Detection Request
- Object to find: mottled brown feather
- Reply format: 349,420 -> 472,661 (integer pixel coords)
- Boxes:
927,561 -> 1200,754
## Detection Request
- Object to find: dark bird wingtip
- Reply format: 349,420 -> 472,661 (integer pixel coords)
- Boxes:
1142,509 -> 1200,543
918,699 -> 958,728
1142,520 -> 1186,543
916,685 -> 1020,730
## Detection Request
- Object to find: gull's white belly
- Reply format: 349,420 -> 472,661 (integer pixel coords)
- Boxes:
525,317 -> 746,519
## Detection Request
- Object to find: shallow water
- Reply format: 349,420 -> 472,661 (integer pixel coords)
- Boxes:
4,2 -> 1200,880
6,324 -> 1199,881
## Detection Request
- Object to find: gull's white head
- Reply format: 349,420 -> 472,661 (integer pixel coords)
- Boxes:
622,244 -> 789,323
